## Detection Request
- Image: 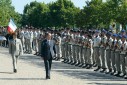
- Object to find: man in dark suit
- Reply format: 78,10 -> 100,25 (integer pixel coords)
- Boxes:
41,32 -> 56,79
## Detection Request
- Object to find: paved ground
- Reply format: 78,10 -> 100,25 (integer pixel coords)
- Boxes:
0,47 -> 127,85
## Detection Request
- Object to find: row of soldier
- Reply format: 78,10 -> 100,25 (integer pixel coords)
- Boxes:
17,27 -> 127,79
61,29 -> 127,79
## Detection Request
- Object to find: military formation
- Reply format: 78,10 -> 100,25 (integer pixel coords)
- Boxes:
6,26 -> 127,79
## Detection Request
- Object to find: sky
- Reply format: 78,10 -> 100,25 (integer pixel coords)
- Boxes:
11,0 -> 87,14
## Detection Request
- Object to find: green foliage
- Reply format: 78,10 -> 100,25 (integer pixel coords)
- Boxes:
0,0 -> 21,27
21,0 -> 127,29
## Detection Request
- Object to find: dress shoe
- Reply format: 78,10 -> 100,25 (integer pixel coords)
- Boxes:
71,62 -> 76,65
14,69 -> 17,73
86,65 -> 92,69
110,70 -> 116,75
79,64 -> 84,67
114,72 -> 121,77
68,61 -> 72,64
75,62 -> 80,66
94,66 -> 101,71
120,73 -> 126,77
124,75 -> 127,79
105,69 -> 112,74
82,64 -> 88,68
93,64 -> 97,67
100,68 -> 106,73
64,60 -> 69,63
46,76 -> 50,79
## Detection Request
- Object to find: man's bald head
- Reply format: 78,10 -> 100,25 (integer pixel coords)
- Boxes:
45,32 -> 52,40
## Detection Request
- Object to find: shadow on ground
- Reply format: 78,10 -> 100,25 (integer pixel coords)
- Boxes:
0,48 -> 127,85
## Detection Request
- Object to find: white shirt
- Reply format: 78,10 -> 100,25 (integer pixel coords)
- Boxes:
93,36 -> 101,47
106,37 -> 113,49
121,41 -> 127,54
100,35 -> 107,47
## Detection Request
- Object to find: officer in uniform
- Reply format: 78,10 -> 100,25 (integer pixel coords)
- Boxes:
24,28 -> 29,53
75,31 -> 81,66
28,28 -> 33,54
85,34 -> 93,69
93,30 -> 101,71
37,29 -> 41,55
54,32 -> 62,61
78,31 -> 85,67
120,35 -> 127,77
105,32 -> 113,74
61,32 -> 67,63
100,30 -> 107,72
110,34 -> 117,75
114,34 -> 122,77
19,28 -> 25,52
67,30 -> 74,64
82,32 -> 88,68
33,28 -> 38,55
71,31 -> 77,65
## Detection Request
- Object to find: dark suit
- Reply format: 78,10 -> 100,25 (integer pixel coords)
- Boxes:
41,39 -> 56,78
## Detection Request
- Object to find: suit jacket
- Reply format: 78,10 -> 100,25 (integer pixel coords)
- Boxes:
9,38 -> 23,56
41,39 -> 56,60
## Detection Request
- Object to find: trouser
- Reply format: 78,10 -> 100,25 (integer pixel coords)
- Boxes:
115,51 -> 121,72
106,49 -> 112,69
28,39 -> 32,53
68,44 -> 73,61
62,43 -> 65,59
82,47 -> 87,64
94,47 -> 101,67
76,45 -> 80,63
80,46 -> 84,64
120,54 -> 126,74
20,38 -> 25,50
64,43 -> 68,60
56,44 -> 62,59
33,39 -> 38,52
44,58 -> 52,77
111,50 -> 116,71
12,54 -> 19,70
100,47 -> 106,68
72,45 -> 76,63
38,40 -> 41,53
24,38 -> 28,52
86,48 -> 93,65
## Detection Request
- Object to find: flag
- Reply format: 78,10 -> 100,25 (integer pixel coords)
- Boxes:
7,18 -> 17,33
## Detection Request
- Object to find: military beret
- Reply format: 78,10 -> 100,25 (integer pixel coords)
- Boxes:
121,30 -> 125,32
122,35 -> 127,38
112,34 -> 118,37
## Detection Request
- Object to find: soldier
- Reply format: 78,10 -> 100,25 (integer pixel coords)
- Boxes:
78,31 -> 85,67
105,32 -> 113,74
110,34 -> 117,75
82,32 -> 88,68
67,30 -> 74,64
114,34 -> 122,77
19,28 -> 25,52
71,31 -> 77,65
99,30 -> 107,72
75,31 -> 81,66
93,30 -> 101,71
33,28 -> 38,55
28,28 -> 33,54
24,28 -> 29,53
37,29 -> 41,55
85,34 -> 93,69
54,32 -> 62,61
61,32 -> 67,63
120,35 -> 127,78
